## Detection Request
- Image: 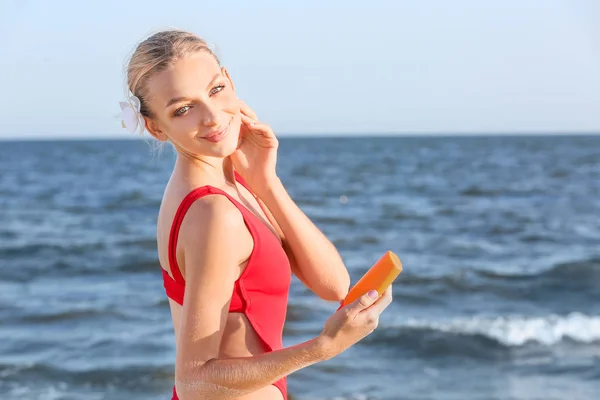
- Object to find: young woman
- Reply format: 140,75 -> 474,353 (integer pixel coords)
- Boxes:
120,29 -> 393,400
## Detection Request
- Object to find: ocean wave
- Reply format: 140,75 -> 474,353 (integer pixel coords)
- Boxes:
0,237 -> 158,259
0,361 -> 173,382
475,257 -> 600,281
459,186 -> 502,197
396,255 -> 600,298
3,384 -> 75,400
312,216 -> 357,226
388,312 -> 600,347
0,241 -> 106,259
13,308 -> 129,324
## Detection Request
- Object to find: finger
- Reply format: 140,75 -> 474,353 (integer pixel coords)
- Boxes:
240,115 -> 275,138
363,285 -> 393,316
250,123 -> 276,139
238,99 -> 258,120
346,290 -> 379,315
241,113 -> 257,126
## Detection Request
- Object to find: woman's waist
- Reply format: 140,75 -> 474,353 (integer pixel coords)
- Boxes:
218,312 -> 282,357
170,307 -> 284,356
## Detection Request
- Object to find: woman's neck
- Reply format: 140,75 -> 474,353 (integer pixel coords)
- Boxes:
174,152 -> 236,188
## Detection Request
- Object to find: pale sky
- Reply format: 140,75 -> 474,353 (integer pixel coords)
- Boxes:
1,0 -> 599,139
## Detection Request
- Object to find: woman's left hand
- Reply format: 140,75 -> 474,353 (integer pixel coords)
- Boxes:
230,100 -> 280,197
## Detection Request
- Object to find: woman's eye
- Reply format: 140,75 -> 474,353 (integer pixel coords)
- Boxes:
174,106 -> 191,117
210,85 -> 225,96
173,85 -> 225,116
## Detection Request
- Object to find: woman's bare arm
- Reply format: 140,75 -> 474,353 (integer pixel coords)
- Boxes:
256,178 -> 351,302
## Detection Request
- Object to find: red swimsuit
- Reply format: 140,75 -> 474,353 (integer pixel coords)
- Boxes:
163,172 -> 291,400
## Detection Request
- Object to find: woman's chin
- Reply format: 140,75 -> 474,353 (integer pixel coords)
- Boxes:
201,134 -> 240,158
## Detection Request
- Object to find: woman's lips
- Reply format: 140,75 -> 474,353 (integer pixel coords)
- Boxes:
202,121 -> 231,143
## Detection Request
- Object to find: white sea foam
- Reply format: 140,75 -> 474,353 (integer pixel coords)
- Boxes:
399,312 -> 600,346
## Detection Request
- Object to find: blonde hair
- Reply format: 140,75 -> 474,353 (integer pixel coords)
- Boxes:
125,29 -> 220,118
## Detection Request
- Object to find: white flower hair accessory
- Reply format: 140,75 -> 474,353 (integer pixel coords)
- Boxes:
120,92 -> 145,134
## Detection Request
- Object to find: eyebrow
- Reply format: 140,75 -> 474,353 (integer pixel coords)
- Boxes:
164,73 -> 222,109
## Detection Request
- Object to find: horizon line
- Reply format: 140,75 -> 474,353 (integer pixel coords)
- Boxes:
1,131 -> 600,142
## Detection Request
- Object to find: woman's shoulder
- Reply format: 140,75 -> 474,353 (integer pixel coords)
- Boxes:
178,191 -> 250,244
178,193 -> 254,275
159,175 -> 251,241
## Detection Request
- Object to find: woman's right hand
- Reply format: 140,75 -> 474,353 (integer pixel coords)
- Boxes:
318,286 -> 393,358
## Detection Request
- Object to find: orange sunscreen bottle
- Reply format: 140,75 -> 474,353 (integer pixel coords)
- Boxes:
342,251 -> 403,307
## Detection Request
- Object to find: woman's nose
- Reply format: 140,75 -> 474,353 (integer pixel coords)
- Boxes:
201,104 -> 220,127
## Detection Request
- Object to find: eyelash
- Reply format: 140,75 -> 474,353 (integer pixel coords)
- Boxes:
210,84 -> 226,96
173,84 -> 226,117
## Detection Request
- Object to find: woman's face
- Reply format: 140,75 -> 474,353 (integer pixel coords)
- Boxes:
144,51 -> 241,159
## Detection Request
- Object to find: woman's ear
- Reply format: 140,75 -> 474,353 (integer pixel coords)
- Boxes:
222,67 -> 235,93
144,117 -> 168,142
